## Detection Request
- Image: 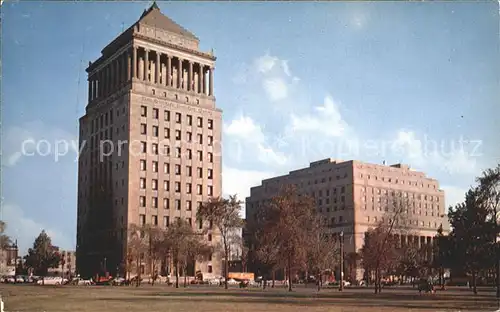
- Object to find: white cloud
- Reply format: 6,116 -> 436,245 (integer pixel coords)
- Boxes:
263,77 -> 288,101
222,166 -> 275,201
289,95 -> 349,137
254,53 -> 279,74
2,121 -> 77,167
391,130 -> 479,175
224,115 -> 287,166
1,204 -> 73,254
441,185 -> 468,209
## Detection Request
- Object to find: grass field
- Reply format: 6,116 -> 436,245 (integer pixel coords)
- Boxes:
1,284 -> 499,312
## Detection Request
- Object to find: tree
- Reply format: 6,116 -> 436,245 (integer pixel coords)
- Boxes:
197,195 -> 244,290
24,231 -> 61,281
360,194 -> 414,294
255,185 -> 317,291
144,225 -> 165,285
448,188 -> 497,294
476,164 -> 500,297
163,218 -> 211,288
433,225 -> 453,288
306,218 -> 339,290
127,224 -> 149,286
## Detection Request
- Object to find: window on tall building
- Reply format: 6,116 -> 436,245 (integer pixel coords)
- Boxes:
152,197 -> 158,208
175,164 -> 181,175
141,141 -> 147,153
208,265 -> 213,273
164,180 -> 169,191
208,136 -> 213,145
187,115 -> 193,126
197,117 -> 203,127
186,183 -> 192,194
141,106 -> 147,117
140,178 -> 146,189
152,215 -> 158,225
140,159 -> 146,171
175,182 -> 181,192
164,145 -> 170,156
176,147 -> 181,158
187,217 -> 192,226
164,163 -> 170,174
208,152 -> 213,163
187,149 -> 192,160
175,130 -> 181,140
163,198 -> 169,209
152,179 -> 158,190
208,119 -> 213,130
152,143 -> 158,155
197,167 -> 203,178
175,199 -> 181,210
197,184 -> 202,195
153,108 -> 159,119
208,169 -> 213,179
152,161 -> 158,172
153,126 -> 159,137
164,216 -> 170,228
208,185 -> 213,196
164,128 -> 170,139
186,200 -> 192,211
164,110 -> 170,121
140,196 -> 146,207
197,134 -> 203,144
140,123 -> 147,135
175,113 -> 181,123
187,132 -> 192,142
186,166 -> 192,177
198,151 -> 203,161
140,214 -> 146,225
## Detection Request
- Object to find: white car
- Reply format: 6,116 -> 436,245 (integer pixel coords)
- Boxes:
227,278 -> 239,285
36,276 -> 67,285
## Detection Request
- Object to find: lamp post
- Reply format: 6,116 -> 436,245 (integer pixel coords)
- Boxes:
339,231 -> 344,292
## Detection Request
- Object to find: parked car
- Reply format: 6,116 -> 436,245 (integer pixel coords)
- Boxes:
36,276 -> 67,285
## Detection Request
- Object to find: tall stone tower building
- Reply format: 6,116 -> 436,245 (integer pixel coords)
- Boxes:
77,3 -> 222,278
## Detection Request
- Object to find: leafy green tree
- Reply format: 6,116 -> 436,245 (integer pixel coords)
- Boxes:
448,188 -> 497,294
24,230 -> 61,278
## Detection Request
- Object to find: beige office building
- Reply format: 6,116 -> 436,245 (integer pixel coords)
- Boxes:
77,3 -> 222,278
246,158 -> 450,280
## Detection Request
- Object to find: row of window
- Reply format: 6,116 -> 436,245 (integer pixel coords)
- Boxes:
361,188 -> 440,202
365,216 -> 439,229
138,142 -> 214,160
140,106 -> 214,129
140,160 -> 214,177
140,179 -> 214,195
140,124 -> 214,145
139,193 -> 213,209
138,214 -> 214,235
360,173 -> 437,189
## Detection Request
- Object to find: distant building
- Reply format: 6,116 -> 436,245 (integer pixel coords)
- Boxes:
0,242 -> 19,276
245,158 -> 450,281
76,3 -> 221,278
48,248 -> 76,277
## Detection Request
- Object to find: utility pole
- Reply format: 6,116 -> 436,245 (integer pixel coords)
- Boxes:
339,231 -> 344,292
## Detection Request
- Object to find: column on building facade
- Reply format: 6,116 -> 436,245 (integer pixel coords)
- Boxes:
155,51 -> 161,84
166,55 -> 172,87
202,65 -> 206,95
160,58 -> 166,86
122,52 -> 127,84
177,57 -> 183,89
102,66 -> 107,97
127,49 -> 132,82
114,58 -> 119,89
188,61 -> 193,91
144,49 -> 149,82
209,67 -> 214,96
132,46 -> 137,79
88,77 -> 92,101
198,64 -> 203,94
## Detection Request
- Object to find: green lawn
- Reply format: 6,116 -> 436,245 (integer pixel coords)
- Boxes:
1,284 -> 499,312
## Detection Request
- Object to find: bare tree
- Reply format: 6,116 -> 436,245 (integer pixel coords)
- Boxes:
307,217 -> 340,290
360,193 -> 414,293
256,185 -> 317,291
127,224 -> 148,287
197,195 -> 244,290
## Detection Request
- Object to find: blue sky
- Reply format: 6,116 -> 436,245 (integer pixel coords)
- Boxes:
2,1 -> 499,253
